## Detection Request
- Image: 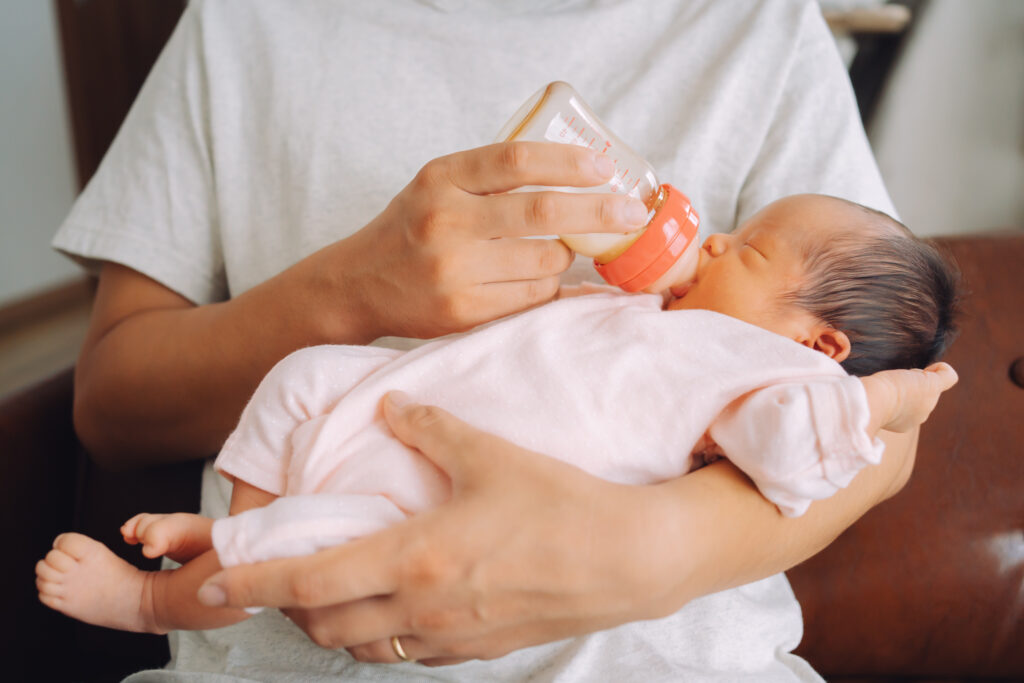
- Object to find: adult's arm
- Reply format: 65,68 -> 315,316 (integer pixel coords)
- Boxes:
73,142 -> 647,466
197,393 -> 917,666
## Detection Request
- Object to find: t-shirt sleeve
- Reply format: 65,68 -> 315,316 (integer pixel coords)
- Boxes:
709,375 -> 885,518
736,2 -> 897,223
52,2 -> 226,305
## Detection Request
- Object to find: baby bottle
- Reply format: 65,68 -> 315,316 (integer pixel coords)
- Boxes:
496,81 -> 700,293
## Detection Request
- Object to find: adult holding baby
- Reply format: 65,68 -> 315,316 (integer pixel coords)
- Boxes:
52,1 -> 925,679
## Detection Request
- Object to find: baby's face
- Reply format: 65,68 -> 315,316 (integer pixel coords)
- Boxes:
666,195 -> 845,339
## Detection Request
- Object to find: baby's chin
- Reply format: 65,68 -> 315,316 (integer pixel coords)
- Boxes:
665,295 -> 695,311
660,282 -> 695,310
668,282 -> 692,299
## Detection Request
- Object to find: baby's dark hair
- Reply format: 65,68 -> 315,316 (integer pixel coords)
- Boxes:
784,198 -> 961,376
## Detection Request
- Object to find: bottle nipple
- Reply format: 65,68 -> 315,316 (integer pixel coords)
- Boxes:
595,185 -> 701,293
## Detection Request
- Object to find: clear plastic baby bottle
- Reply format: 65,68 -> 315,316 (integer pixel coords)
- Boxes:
495,81 -> 701,293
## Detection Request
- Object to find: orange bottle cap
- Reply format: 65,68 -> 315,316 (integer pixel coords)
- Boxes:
594,184 -> 700,292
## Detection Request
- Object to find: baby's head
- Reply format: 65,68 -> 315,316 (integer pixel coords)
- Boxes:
667,194 -> 959,375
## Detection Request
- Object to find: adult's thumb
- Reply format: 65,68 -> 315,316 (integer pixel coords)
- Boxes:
382,391 -> 486,482
925,362 -> 958,390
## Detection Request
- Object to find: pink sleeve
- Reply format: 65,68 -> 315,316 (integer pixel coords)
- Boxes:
709,375 -> 884,517
214,345 -> 401,495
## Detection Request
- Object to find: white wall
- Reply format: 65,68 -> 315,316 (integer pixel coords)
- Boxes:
870,0 -> 1024,235
0,1 -> 80,305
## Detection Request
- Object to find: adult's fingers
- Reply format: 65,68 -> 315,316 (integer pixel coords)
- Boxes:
434,142 -> 615,195
347,633 -> 424,664
198,531 -> 405,610
467,190 -> 648,240
457,236 -> 572,283
347,635 -> 470,667
347,609 -> 607,666
281,594 -> 406,651
382,393 -> 498,485
472,278 -> 564,319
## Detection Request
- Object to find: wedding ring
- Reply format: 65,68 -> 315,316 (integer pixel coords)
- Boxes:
390,635 -> 413,662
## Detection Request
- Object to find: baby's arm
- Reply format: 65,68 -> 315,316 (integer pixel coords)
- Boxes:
708,363 -> 957,517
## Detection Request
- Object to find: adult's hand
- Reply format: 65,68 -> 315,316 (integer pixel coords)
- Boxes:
198,392 -> 672,666
197,392 -> 918,666
319,141 -> 649,341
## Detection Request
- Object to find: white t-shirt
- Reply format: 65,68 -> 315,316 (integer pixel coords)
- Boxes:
53,1 -> 894,680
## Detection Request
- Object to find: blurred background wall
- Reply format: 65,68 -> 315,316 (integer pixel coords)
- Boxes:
1,2 -> 79,305
870,0 -> 1024,235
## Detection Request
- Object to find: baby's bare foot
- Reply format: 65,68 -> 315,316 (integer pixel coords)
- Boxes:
122,512 -> 214,563
36,533 -> 164,634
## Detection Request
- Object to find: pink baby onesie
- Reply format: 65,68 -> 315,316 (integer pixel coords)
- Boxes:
212,288 -> 882,567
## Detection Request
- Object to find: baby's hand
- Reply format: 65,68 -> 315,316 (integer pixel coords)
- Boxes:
861,362 -> 959,433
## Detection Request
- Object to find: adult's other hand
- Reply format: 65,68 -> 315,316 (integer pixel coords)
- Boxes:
198,391 -> 672,666
197,389 -> 917,666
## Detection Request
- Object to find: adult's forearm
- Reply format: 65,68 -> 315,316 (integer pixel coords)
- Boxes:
648,428 -> 916,610
73,257 -> 370,467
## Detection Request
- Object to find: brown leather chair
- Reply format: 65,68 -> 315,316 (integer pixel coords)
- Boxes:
4,233 -> 1021,682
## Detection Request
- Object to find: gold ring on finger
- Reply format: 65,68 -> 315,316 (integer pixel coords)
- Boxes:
390,635 -> 414,663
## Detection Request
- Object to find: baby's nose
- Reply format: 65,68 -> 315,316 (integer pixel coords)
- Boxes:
703,233 -> 729,257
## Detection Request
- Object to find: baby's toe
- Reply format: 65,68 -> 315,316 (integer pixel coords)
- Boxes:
36,571 -> 59,591
45,547 -> 74,570
53,532 -> 107,560
138,517 -> 177,550
37,585 -> 62,605
133,514 -> 165,542
122,514 -> 146,540
39,551 -> 74,576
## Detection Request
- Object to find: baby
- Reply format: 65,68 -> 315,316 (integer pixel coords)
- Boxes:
37,194 -> 959,639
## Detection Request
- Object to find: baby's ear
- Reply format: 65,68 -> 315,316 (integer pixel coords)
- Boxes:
807,326 -> 851,362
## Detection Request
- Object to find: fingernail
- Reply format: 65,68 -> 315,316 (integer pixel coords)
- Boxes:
386,390 -> 414,409
622,199 -> 649,227
593,154 -> 616,180
197,582 -> 226,607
